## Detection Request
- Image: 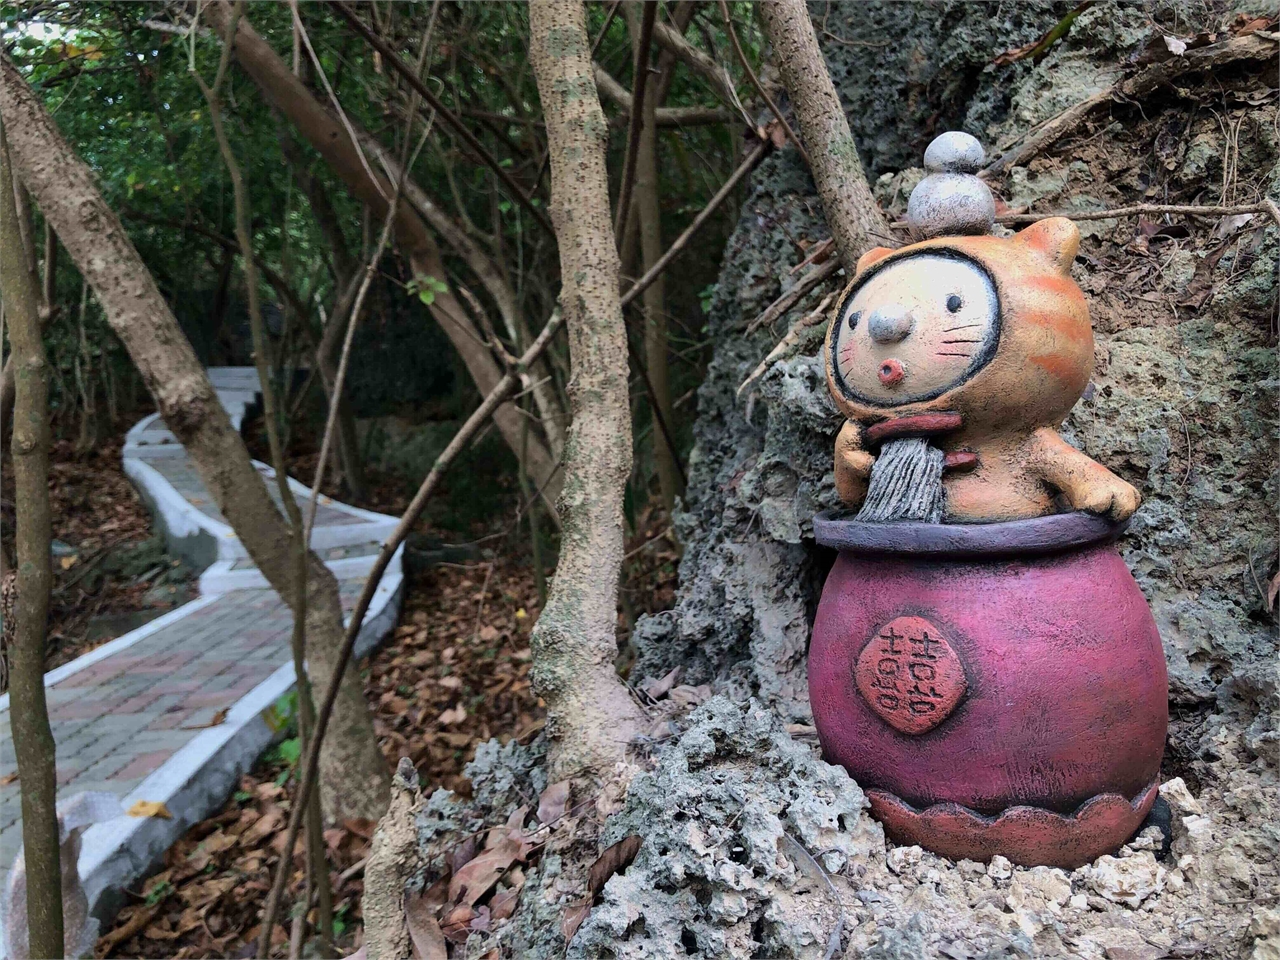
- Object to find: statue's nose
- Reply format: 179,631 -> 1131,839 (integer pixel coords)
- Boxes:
867,304 -> 913,344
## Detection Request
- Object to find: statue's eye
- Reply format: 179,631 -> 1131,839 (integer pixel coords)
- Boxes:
946,294 -> 963,313
846,310 -> 861,330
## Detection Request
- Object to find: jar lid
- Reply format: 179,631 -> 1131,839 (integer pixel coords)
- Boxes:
812,510 -> 1127,559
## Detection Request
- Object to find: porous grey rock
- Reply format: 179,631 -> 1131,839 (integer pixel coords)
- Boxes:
567,698 -> 881,959
1081,854 -> 1165,908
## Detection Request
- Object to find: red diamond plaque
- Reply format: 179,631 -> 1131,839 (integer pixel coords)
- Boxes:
854,615 -> 966,735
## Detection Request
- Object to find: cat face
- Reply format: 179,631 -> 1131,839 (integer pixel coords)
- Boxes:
829,252 -> 1000,408
824,219 -> 1094,435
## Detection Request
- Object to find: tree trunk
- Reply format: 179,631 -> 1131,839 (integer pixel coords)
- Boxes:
528,0 -> 647,779
202,1 -> 563,513
758,0 -> 889,272
0,55 -> 390,822
0,190 -> 54,441
0,120 -> 63,960
627,3 -> 682,514
280,131 -> 368,502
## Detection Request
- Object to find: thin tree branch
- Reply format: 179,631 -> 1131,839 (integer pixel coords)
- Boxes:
256,309 -> 565,950
738,292 -> 834,397
612,0 -> 657,243
650,16 -> 740,112
0,110 -> 63,960
532,1 -> 623,191
329,0 -> 554,236
621,137 -> 770,309
288,1 -> 389,204
745,258 -> 841,336
594,63 -> 733,126
305,120 -> 432,545
758,0 -> 889,272
716,0 -> 810,168
624,332 -> 687,487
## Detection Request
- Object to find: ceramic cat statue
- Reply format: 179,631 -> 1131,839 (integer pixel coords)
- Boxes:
808,132 -> 1168,869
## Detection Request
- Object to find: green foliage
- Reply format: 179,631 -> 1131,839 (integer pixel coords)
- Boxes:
276,736 -> 301,765
6,0 -> 752,510
144,879 -> 173,906
406,274 -> 449,306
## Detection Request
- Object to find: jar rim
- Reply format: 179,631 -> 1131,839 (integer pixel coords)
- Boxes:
812,509 -> 1127,559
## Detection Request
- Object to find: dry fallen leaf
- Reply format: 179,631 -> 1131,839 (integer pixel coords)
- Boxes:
438,705 -> 467,725
490,887 -> 520,921
537,780 -> 570,826
406,893 -> 448,960
0,772 -> 19,786
127,800 -> 173,819
448,834 -> 522,906
560,899 -> 591,942
588,835 -> 643,899
641,666 -> 681,700
441,903 -> 477,943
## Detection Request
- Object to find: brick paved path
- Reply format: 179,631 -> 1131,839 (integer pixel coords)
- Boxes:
0,369 -> 402,933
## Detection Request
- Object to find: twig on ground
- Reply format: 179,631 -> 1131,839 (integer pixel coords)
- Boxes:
745,258 -> 842,336
780,833 -> 844,960
737,293 -> 834,398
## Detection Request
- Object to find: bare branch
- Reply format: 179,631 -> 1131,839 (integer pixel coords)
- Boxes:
759,0 -> 889,271
329,0 -> 555,235
256,308 -> 566,949
613,0 -> 657,242
716,0 -> 810,168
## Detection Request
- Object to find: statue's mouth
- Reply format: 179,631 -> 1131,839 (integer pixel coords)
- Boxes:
878,359 -> 905,386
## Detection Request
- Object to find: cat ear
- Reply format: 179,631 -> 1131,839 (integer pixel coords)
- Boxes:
1014,217 -> 1079,274
855,246 -> 895,276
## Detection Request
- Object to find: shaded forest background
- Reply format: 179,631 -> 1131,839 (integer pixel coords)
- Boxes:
1,1 -> 1277,957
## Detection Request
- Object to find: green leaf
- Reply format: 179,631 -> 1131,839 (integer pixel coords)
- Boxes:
278,737 -> 301,765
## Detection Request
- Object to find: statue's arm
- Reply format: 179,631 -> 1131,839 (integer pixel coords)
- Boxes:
1025,427 -> 1141,521
834,420 -> 876,508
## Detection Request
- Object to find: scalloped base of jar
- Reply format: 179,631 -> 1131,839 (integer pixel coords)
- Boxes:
867,780 -> 1159,869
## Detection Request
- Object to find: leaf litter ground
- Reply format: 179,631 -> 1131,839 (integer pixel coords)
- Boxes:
95,551 -> 546,958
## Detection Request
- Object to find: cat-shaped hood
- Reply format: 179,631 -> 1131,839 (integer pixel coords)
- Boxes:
824,217 -> 1092,442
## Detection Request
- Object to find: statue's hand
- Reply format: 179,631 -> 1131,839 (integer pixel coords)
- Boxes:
1028,428 -> 1142,522
834,421 -> 875,507
1069,473 -> 1142,522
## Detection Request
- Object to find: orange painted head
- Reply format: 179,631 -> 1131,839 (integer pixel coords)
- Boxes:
824,217 -> 1092,437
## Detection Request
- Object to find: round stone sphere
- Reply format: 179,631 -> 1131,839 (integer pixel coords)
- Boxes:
924,131 -> 986,173
907,172 -> 996,239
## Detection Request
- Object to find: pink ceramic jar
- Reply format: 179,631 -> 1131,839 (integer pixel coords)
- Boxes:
809,511 -> 1167,869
